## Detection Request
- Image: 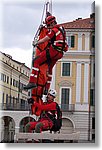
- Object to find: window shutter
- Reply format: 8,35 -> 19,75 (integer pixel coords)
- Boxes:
71,36 -> 75,47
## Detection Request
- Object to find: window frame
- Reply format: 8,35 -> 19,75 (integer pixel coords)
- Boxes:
61,62 -> 72,77
59,87 -> 71,105
66,35 -> 75,48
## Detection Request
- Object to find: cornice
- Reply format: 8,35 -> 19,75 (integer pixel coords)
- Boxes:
58,80 -> 74,87
63,50 -> 92,56
65,28 -> 94,32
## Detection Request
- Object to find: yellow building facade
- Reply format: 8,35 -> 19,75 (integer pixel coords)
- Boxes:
0,51 -> 30,109
54,14 -> 95,111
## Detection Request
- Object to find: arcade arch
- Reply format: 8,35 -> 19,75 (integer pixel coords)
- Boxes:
1,116 -> 15,143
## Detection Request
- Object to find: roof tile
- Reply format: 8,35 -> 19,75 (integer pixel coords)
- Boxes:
60,16 -> 95,29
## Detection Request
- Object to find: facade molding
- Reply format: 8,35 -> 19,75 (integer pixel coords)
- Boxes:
58,80 -> 74,87
65,29 -> 94,32
60,58 -> 90,63
64,50 -> 91,56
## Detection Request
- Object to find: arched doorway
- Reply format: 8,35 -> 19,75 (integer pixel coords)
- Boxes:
62,118 -> 75,132
1,116 -> 15,143
19,116 -> 35,132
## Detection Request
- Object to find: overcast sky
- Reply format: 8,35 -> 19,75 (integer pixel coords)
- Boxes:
0,0 -> 94,68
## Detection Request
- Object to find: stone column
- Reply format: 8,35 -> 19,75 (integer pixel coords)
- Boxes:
85,32 -> 90,51
76,62 -> 82,103
83,62 -> 90,103
78,33 -> 82,51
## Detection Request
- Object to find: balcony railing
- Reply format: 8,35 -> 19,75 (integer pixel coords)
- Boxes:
0,103 -> 75,112
59,104 -> 75,112
0,103 -> 30,111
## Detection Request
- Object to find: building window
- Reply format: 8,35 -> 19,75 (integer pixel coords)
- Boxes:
93,63 -> 95,77
13,79 -> 18,87
0,73 -> 6,82
2,93 -> 5,104
62,62 -> 71,76
90,89 -> 95,106
20,83 -> 23,92
21,99 -> 25,109
16,81 -> 19,88
9,95 -> 12,104
82,34 -> 85,50
13,97 -> 15,106
13,79 -> 15,87
7,76 -> 9,84
6,94 -> 8,104
61,88 -> 70,110
91,35 -> 95,48
0,73 -> 3,81
10,78 -> 12,85
4,74 -> 6,82
92,117 -> 95,140
67,35 -> 75,48
92,134 -> 95,140
92,117 -> 95,129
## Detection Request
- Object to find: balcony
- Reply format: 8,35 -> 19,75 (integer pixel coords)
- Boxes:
0,103 -> 75,112
0,103 -> 30,111
59,104 -> 75,112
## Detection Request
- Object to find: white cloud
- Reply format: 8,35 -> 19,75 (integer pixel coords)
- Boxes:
1,48 -> 32,68
0,0 -> 94,69
2,3 -> 42,49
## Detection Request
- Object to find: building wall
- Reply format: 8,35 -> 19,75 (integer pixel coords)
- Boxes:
54,28 -> 95,141
0,16 -> 95,142
55,30 -> 92,107
0,51 -> 30,107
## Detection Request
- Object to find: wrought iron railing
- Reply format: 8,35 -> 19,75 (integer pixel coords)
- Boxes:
59,104 -> 75,112
0,103 -> 75,112
0,103 -> 30,111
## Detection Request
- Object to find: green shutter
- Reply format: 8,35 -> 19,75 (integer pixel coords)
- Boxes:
71,36 -> 75,47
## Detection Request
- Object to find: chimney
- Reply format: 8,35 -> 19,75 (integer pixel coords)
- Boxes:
90,13 -> 95,18
76,18 -> 82,21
